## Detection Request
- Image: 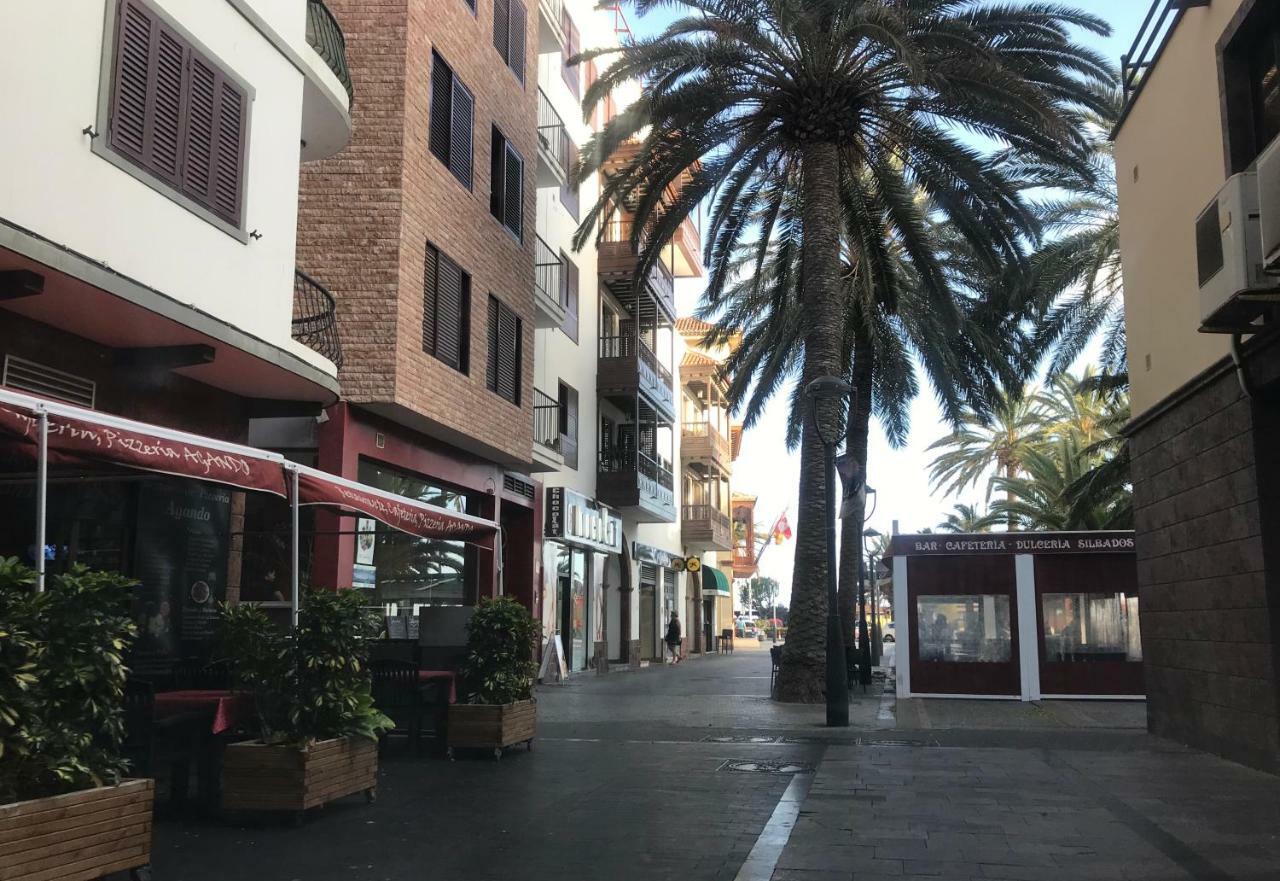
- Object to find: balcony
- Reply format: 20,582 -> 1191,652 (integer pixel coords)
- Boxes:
537,90 -> 570,187
598,219 -> 676,319
598,334 -> 676,422
292,269 -> 343,369
532,388 -> 563,472
534,235 -> 566,328
682,504 -> 732,552
300,0 -> 354,161
732,546 -> 758,579
1116,0 -> 1188,133
598,446 -> 676,523
682,421 -> 731,471
538,0 -> 566,52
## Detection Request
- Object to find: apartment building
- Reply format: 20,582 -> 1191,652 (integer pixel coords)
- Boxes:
295,0 -> 541,614
0,0 -> 352,665
531,1 -> 706,671
1114,0 -> 1280,771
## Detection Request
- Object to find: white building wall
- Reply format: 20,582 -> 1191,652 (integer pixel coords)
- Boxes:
0,0 -> 340,373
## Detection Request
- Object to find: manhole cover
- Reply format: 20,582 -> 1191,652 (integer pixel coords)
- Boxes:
701,735 -> 779,744
719,760 -> 815,774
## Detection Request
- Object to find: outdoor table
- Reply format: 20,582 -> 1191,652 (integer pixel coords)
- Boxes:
417,670 -> 457,704
154,689 -> 255,734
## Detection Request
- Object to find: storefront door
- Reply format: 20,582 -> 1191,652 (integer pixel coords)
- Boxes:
559,547 -> 589,672
908,555 -> 1020,696
639,564 -> 657,661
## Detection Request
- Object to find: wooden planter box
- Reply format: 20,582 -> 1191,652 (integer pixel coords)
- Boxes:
0,778 -> 153,881
447,699 -> 536,758
222,736 -> 377,818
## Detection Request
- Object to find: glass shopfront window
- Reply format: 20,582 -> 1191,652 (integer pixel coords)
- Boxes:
917,595 -> 1012,663
1042,592 -> 1141,663
557,545 -> 589,671
354,459 -> 477,610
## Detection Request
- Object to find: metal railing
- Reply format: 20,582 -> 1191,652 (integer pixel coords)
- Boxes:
533,389 -> 561,454
305,0 -> 353,105
293,269 -> 344,369
538,89 -> 571,176
1120,0 -> 1193,120
598,443 -> 673,489
540,0 -> 564,29
535,235 -> 564,309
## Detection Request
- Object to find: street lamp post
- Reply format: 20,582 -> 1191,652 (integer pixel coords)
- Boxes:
862,527 -> 882,674
805,374 -> 851,728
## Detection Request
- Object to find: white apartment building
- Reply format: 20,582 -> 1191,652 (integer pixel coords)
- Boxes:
532,0 -> 705,671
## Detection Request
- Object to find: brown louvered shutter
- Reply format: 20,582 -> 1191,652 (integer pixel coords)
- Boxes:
422,244 -> 439,356
435,252 -> 468,371
584,60 -> 598,129
109,0 -> 153,164
449,78 -> 473,189
560,139 -> 580,220
562,255 -> 579,342
182,55 -> 246,226
503,144 -> 523,239
561,15 -> 579,96
508,0 -> 527,84
146,27 -> 187,186
209,75 -> 246,224
498,303 -> 521,404
493,0 -> 510,62
486,296 -> 500,393
429,53 -> 452,167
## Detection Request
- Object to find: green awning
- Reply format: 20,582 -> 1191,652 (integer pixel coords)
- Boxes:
702,565 -> 731,597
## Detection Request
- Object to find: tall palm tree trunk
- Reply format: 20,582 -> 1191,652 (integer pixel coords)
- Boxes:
838,326 -> 874,647
776,142 -> 846,703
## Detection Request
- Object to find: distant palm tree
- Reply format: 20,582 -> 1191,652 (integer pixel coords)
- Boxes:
991,434 -> 1129,530
937,504 -> 1000,534
574,0 -> 1113,702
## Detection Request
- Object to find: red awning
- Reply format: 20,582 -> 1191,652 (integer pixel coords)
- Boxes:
294,465 -> 496,540
0,387 -> 287,496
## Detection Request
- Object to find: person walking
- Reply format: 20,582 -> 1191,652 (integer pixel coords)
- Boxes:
665,611 -> 683,664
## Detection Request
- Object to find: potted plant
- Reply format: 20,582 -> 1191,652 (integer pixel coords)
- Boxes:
0,558 -> 153,881
447,597 -> 541,759
218,590 -> 391,822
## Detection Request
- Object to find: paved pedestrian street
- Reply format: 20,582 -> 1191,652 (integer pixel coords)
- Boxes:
145,645 -> 1280,881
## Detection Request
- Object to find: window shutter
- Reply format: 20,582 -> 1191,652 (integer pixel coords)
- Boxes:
210,72 -> 246,224
429,53 -> 452,166
503,144 -> 523,239
435,252 -> 467,370
560,384 -> 579,469
584,60 -> 598,129
182,56 -> 216,204
490,129 -> 506,222
493,0 -> 510,61
109,0 -> 154,163
562,255 -> 579,342
498,304 -> 520,404
422,244 -> 439,355
561,16 -> 579,96
487,295 -> 500,392
449,79 -> 473,189
560,139 -> 580,220
508,0 -> 526,84
146,27 -> 187,186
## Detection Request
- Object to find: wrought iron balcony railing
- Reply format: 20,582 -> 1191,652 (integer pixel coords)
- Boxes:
293,269 -> 344,369
1119,0 -> 1193,123
534,388 -> 561,454
538,89 -> 571,177
306,0 -> 354,105
535,235 -> 565,308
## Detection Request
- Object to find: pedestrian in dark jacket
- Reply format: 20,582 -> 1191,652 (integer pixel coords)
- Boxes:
666,612 -> 682,664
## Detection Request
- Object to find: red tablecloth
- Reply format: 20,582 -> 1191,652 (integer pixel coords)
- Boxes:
154,689 -> 255,734
417,670 -> 457,704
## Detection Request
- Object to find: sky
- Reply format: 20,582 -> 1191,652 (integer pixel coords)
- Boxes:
636,1 -> 1150,607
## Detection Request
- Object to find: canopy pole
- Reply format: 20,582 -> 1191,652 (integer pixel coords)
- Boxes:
290,465 -> 300,628
34,408 -> 48,593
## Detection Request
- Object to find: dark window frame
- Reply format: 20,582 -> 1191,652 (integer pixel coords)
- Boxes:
93,0 -> 253,241
1220,0 -> 1280,174
560,250 -> 579,343
422,242 -> 472,374
486,294 -> 523,406
429,50 -> 475,190
558,381 -> 579,470
490,126 -> 525,240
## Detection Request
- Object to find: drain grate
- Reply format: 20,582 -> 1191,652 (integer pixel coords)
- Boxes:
719,760 -> 815,774
857,737 -> 938,748
701,735 -> 781,744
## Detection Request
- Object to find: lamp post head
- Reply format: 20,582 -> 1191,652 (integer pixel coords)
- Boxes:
804,375 -> 852,401
805,375 -> 852,446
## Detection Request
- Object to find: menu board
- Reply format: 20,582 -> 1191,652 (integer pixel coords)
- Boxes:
132,478 -> 231,666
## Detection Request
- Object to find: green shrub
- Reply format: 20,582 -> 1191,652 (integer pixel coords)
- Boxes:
218,590 -> 391,747
0,558 -> 137,804
460,597 -> 541,705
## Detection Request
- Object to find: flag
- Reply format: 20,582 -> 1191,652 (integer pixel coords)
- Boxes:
773,514 -> 792,544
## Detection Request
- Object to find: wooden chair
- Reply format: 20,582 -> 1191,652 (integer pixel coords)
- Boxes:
370,659 -> 424,755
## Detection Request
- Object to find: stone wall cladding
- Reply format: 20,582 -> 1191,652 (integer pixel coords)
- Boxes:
1130,363 -> 1280,772
298,0 -> 536,468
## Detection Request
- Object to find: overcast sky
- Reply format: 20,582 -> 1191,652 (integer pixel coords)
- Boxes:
638,1 -> 1149,607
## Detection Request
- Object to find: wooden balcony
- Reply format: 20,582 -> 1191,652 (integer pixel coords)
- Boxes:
681,421 -> 731,472
598,220 -> 676,319
597,448 -> 676,523
598,335 -> 676,422
682,504 -> 732,552
732,547 -> 758,579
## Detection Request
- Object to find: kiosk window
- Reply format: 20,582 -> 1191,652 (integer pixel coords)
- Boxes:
917,595 -> 1012,663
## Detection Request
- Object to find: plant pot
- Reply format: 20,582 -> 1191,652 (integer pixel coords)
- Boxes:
221,736 -> 378,819
446,699 -> 536,759
0,778 -> 154,881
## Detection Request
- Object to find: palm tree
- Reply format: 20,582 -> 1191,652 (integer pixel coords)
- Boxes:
574,0 -> 1113,701
990,433 -> 1129,530
937,504 -> 1000,533
926,390 -> 1050,525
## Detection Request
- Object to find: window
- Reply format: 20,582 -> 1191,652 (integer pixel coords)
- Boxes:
558,382 -> 578,470
561,9 -> 580,97
1041,592 -> 1141,663
105,0 -> 248,229
487,295 -> 522,405
422,244 -> 471,373
560,139 -> 581,220
584,60 -> 599,130
916,595 -> 1012,663
490,127 -> 524,239
493,0 -> 527,84
1223,4 -> 1280,171
560,251 -> 579,342
429,52 -> 474,189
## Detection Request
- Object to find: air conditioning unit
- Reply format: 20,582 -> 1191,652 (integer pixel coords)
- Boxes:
1258,136 -> 1280,270
1195,172 -> 1274,331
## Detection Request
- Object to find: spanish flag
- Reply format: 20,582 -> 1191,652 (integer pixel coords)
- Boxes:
773,514 -> 792,545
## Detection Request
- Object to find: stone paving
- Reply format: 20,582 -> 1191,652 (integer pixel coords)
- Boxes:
138,645 -> 1280,881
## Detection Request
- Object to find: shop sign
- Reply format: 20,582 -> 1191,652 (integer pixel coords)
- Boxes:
891,532 -> 1135,557
545,487 -> 622,554
632,541 -> 681,569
